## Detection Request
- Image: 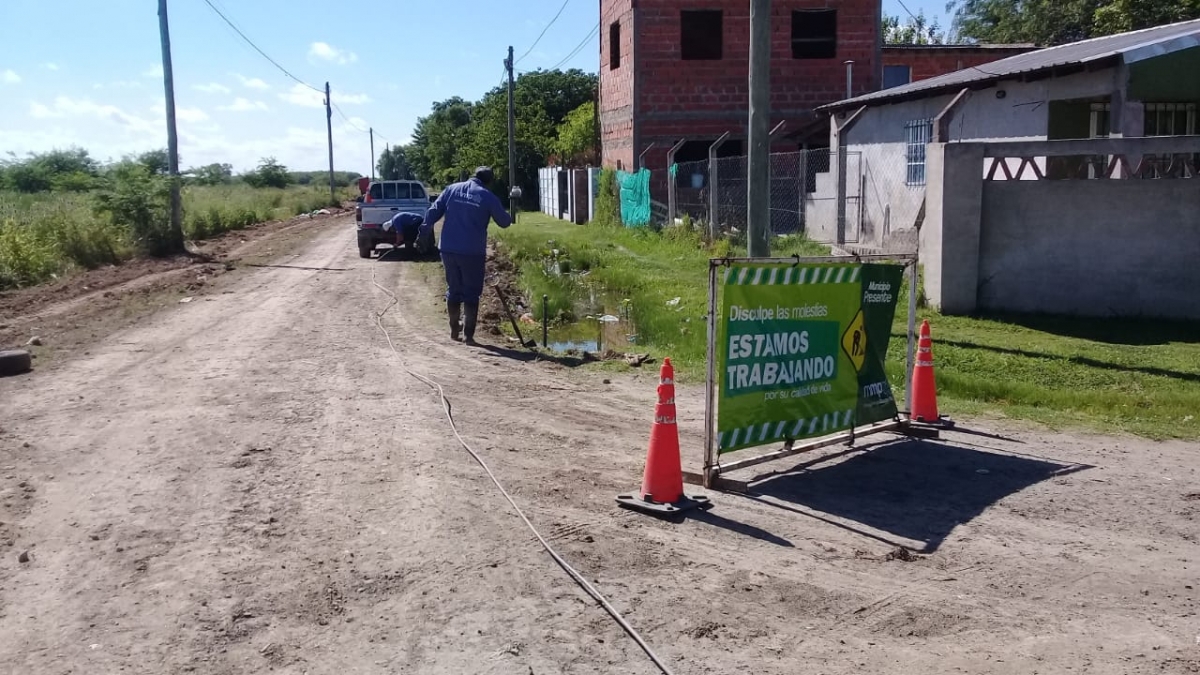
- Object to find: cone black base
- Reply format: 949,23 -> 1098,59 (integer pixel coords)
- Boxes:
911,414 -> 956,429
615,493 -> 711,517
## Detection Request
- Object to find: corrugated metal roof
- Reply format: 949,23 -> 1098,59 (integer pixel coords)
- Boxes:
882,43 -> 1037,50
821,18 -> 1200,111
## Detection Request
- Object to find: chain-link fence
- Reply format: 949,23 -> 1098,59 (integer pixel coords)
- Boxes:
664,150 -> 839,238
654,147 -> 922,251
854,144 -> 924,251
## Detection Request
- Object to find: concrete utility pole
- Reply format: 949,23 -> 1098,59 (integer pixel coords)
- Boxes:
505,46 -> 519,219
747,0 -> 772,257
324,82 -> 335,204
157,0 -> 184,251
370,127 -> 375,180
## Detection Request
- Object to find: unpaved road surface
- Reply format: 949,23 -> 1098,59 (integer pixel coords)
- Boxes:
2,217 -> 1199,674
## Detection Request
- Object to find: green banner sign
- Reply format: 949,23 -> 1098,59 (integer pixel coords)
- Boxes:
716,262 -> 904,455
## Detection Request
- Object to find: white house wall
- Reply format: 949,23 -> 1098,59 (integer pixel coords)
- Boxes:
821,68 -> 1122,247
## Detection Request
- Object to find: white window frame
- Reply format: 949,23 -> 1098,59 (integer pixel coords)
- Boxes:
1087,102 -> 1111,178
1144,103 -> 1196,178
905,119 -> 933,186
1144,102 -> 1197,136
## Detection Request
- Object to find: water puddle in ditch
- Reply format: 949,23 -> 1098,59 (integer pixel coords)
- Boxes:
539,292 -> 639,355
523,244 -> 644,357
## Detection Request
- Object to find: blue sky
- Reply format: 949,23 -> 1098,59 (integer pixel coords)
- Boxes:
0,0 -> 948,175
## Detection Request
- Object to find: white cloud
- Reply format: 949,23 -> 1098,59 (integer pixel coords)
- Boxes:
308,42 -> 357,65
194,82 -> 232,95
42,63 -> 60,71
234,74 -> 270,90
278,83 -> 325,108
143,64 -> 164,79
149,102 -> 209,123
28,97 -> 157,135
218,98 -> 268,112
278,83 -> 370,108
338,92 -> 371,105
94,80 -> 142,90
2,69 -> 20,84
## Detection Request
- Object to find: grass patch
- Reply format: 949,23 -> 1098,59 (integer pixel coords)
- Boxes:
183,184 -> 336,239
883,313 -> 1200,439
0,185 -> 344,290
499,214 -> 1200,439
495,213 -> 829,375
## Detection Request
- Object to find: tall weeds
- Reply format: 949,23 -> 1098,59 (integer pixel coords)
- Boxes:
0,184 -> 344,290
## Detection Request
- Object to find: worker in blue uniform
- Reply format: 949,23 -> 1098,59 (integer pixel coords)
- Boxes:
422,166 -> 513,344
386,211 -> 425,253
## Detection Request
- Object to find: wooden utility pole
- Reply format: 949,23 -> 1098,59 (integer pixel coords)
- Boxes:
370,127 -> 375,180
747,0 -> 771,257
506,46 -> 518,218
324,82 -> 335,204
157,0 -> 184,251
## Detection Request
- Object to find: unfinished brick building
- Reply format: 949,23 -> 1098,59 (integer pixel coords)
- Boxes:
881,43 -> 1036,88
599,0 -> 883,175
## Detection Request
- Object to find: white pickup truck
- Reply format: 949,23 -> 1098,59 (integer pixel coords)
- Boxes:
354,180 -> 436,258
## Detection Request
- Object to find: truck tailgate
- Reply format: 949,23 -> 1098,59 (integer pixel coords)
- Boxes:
360,201 -> 427,226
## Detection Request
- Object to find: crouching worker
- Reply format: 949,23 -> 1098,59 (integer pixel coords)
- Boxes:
421,166 -> 513,344
386,211 -> 426,254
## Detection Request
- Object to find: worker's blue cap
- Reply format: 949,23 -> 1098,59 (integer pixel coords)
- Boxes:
474,166 -> 495,184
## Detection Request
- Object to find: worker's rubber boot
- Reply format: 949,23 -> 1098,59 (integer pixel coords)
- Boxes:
448,302 -> 462,342
463,303 -> 479,345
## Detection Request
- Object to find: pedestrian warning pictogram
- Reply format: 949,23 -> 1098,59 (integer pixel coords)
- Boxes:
841,309 -> 867,372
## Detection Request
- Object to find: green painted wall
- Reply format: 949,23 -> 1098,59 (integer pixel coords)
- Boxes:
1129,46 -> 1200,102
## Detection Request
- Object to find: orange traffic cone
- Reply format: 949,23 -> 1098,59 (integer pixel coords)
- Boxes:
616,358 -> 710,516
911,320 -> 945,425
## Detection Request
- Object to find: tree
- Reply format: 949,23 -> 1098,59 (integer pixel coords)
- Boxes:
189,163 -> 233,186
948,0 -> 1200,45
883,11 -> 946,44
377,145 -> 413,180
554,101 -> 598,167
406,69 -> 598,208
1093,0 -> 1200,35
242,157 -> 292,189
409,97 -> 474,185
0,148 -> 100,193
137,149 -> 170,176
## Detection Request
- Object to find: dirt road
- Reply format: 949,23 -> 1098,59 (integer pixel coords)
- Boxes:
2,217 -> 1198,674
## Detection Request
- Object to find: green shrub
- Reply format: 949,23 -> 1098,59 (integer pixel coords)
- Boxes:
93,163 -> 177,256
592,168 -> 620,228
0,219 -> 60,288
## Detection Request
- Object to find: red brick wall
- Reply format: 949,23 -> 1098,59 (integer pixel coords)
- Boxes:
600,0 -> 635,170
599,0 -> 882,170
882,45 -> 1035,83
635,0 -> 879,119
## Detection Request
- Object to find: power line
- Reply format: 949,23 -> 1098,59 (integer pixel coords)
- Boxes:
197,0 -> 322,93
550,23 -> 599,70
515,0 -> 572,64
332,101 -> 368,133
895,0 -> 922,23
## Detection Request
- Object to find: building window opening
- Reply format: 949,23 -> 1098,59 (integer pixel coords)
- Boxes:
792,10 -> 837,59
681,10 -> 723,61
1144,102 -> 1197,136
609,22 -> 621,69
671,139 -> 743,188
883,65 -> 911,89
905,119 -> 933,186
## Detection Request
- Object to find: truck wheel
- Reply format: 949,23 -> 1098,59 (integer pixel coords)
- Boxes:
0,349 -> 33,377
358,244 -> 373,259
